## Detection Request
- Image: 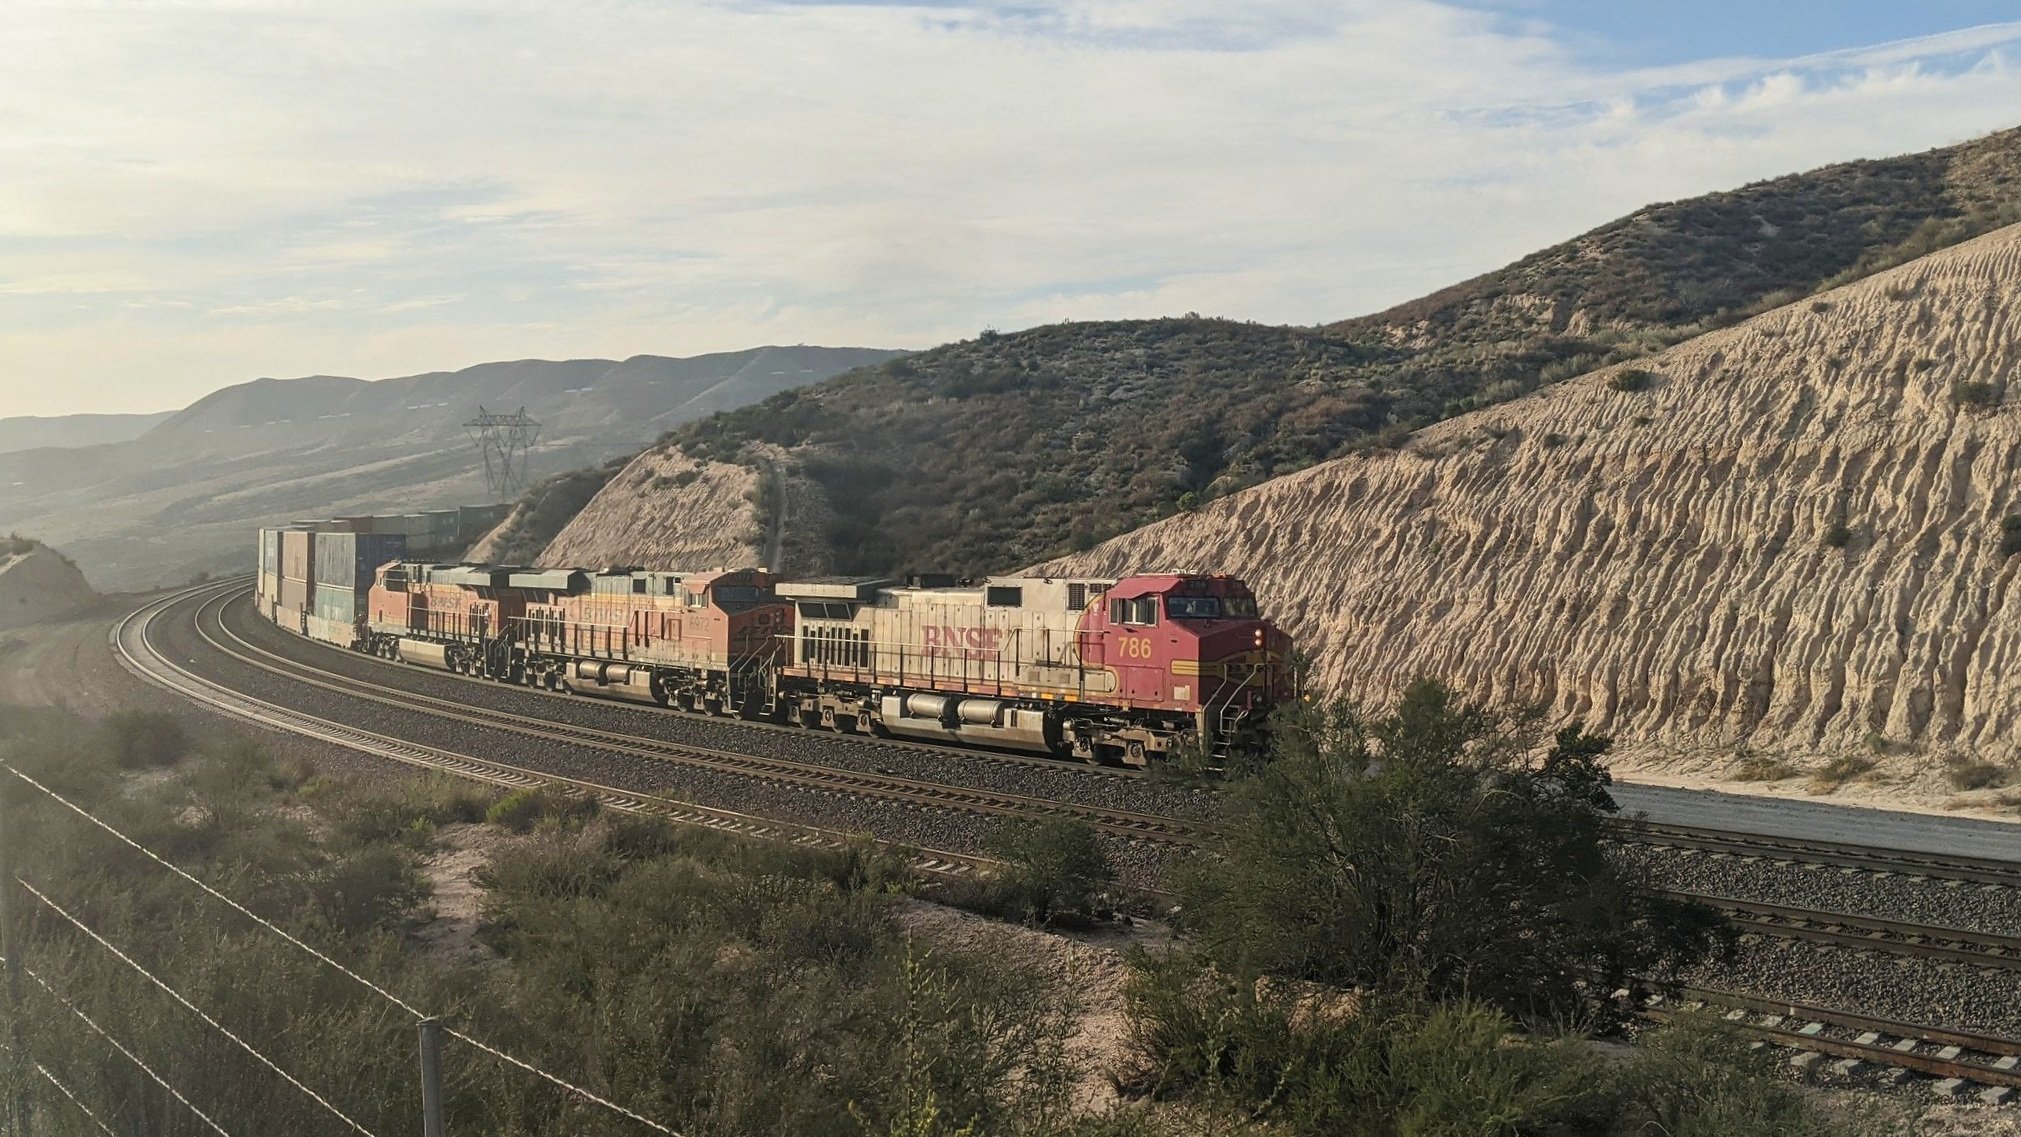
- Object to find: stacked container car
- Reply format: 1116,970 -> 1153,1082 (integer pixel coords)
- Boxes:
776,573 -> 1291,764
309,531 -> 407,647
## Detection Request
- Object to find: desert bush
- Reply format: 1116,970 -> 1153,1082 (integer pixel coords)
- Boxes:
485,784 -> 598,833
1176,680 -> 1725,1026
102,708 -> 190,769
1953,380 -> 2000,409
1809,754 -> 1877,793
1945,760 -> 2012,791
2001,515 -> 2021,557
314,774 -> 497,845
1608,368 -> 1656,392
1611,1014 -> 1853,1137
1822,519 -> 1852,549
950,818 -> 1115,927
1731,752 -> 1797,782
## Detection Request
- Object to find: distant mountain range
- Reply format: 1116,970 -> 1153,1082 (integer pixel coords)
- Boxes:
0,412 -> 175,456
0,346 -> 902,589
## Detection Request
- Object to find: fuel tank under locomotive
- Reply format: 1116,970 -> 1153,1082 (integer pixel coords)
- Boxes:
877,693 -> 1059,753
563,660 -> 663,705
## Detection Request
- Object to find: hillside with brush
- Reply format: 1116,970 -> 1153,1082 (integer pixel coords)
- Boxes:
540,127 -> 2021,578
1035,224 -> 2021,784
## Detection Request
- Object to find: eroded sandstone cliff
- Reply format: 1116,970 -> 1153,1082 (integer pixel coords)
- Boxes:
1036,226 -> 2021,768
539,448 -> 765,571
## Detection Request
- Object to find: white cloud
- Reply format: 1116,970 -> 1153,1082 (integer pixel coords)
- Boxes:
1,0 -> 2019,415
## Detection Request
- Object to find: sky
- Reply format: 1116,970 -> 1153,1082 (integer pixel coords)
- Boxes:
3,1 -> 2021,418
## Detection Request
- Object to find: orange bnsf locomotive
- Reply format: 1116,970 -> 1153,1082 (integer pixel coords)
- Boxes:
361,563 -> 788,717
258,524 -> 1291,763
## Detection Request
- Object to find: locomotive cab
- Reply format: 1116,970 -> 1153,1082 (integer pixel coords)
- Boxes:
1086,574 -> 1291,759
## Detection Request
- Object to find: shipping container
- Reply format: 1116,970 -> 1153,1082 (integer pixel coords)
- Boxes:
259,528 -> 281,577
314,532 -> 408,591
280,530 -> 314,583
458,504 -> 510,539
258,569 -> 279,607
314,583 -> 360,625
279,577 -> 310,614
305,614 -> 357,647
334,516 -> 377,533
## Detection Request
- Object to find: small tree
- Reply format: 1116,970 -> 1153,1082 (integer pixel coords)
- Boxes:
1178,679 -> 1724,1026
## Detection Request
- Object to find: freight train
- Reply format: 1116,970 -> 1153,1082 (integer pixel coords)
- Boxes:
254,514 -> 1292,764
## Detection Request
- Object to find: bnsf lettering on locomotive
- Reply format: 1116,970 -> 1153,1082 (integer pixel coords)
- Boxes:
920,624 -> 1002,656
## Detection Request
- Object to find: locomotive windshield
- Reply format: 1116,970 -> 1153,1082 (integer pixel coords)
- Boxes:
1166,595 -> 1260,619
1165,596 -> 1222,619
712,585 -> 764,611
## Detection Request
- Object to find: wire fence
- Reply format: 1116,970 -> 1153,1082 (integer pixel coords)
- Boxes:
0,758 -> 686,1137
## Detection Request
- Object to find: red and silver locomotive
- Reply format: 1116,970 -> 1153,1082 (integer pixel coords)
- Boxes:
778,572 -> 1291,764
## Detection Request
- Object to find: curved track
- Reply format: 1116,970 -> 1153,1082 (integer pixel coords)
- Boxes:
113,581 -> 990,878
198,584 -> 1215,849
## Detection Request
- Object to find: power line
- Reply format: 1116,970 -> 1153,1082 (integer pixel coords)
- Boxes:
13,959 -> 231,1137
16,877 -> 378,1137
0,761 -> 686,1136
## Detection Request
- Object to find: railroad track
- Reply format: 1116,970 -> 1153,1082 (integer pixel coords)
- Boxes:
112,582 -> 992,878
174,582 -> 1217,849
1621,821 -> 2021,888
1671,893 -> 2021,971
1651,987 -> 2021,1098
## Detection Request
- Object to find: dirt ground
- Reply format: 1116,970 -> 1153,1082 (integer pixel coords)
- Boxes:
1611,743 -> 2021,824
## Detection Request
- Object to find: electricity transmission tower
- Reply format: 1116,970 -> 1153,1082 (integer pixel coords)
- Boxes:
464,406 -> 541,500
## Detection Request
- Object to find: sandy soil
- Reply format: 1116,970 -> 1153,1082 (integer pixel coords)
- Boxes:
413,822 -> 510,963
1613,745 -> 2021,824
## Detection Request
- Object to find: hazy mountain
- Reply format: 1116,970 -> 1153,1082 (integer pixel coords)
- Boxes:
0,346 -> 902,590
0,412 -> 175,455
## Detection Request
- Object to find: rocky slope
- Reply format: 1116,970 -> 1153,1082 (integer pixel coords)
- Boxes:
1035,225 -> 2021,769
535,449 -> 767,571
0,537 -> 96,631
548,126 -> 2021,579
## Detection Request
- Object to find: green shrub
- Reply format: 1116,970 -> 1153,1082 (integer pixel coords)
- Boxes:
1122,954 -> 1605,1135
1613,1015 -> 1850,1137
1541,432 -> 1569,448
485,785 -> 598,833
949,819 -> 1115,927
1608,368 -> 1656,392
102,709 -> 191,769
1822,519 -> 1852,549
1176,681 -> 1724,1025
310,844 -> 429,936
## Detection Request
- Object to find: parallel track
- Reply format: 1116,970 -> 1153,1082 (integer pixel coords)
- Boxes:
1621,821 -> 2021,888
1674,894 -> 2021,972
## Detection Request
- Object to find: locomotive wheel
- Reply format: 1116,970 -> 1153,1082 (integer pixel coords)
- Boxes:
1125,740 -> 1148,767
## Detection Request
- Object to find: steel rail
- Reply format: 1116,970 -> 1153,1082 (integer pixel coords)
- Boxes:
110,583 -> 990,881
200,584 -> 1216,847
1666,892 -> 2021,971
1658,986 -> 2021,1088
1620,821 -> 2021,888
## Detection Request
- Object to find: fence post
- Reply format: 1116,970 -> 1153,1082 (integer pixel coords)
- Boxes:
0,773 -> 27,1137
418,1017 -> 445,1137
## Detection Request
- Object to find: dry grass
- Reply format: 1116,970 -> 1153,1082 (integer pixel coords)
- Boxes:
1807,754 -> 1878,794
1944,760 -> 2014,792
1731,753 -> 1798,782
